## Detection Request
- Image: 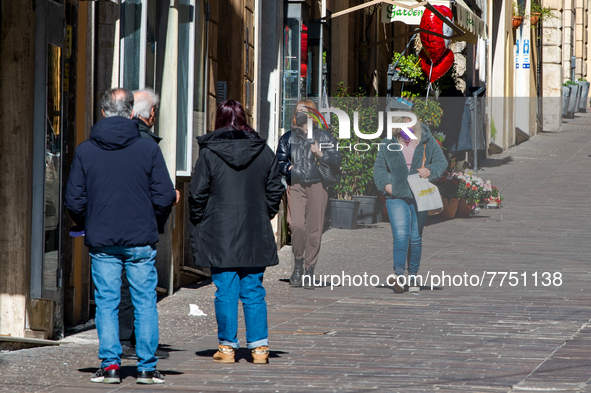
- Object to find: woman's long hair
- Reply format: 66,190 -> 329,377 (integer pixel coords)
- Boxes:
291,99 -> 319,127
214,100 -> 254,131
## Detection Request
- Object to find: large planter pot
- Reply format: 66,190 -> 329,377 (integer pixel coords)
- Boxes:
330,199 -> 360,229
575,84 -> 583,112
578,81 -> 590,112
352,196 -> 378,224
568,84 -> 580,114
562,86 -> 571,116
440,198 -> 459,219
455,199 -> 473,218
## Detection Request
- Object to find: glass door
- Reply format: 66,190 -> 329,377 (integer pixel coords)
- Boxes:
31,0 -> 65,300
281,17 -> 301,131
43,44 -> 63,293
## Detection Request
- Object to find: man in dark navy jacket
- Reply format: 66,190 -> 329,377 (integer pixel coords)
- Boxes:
65,88 -> 176,385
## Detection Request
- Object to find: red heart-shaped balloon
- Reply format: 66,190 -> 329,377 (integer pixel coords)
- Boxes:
419,5 -> 454,64
419,48 -> 454,83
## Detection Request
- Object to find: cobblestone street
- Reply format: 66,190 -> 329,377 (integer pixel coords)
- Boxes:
2,114 -> 591,392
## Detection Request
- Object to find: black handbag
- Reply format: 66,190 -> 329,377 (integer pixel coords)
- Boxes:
313,141 -> 341,187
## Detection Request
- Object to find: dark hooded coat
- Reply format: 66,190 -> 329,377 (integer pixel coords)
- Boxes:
189,126 -> 285,268
65,116 -> 176,247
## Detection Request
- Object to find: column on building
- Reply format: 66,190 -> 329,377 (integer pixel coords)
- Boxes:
541,0 -> 563,130
563,0 -> 575,81
575,0 -> 587,79
514,0 -> 536,138
488,0 -> 515,150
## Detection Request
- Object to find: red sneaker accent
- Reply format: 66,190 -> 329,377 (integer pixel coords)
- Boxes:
105,364 -> 120,371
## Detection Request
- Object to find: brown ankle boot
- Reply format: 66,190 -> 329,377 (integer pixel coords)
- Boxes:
213,345 -> 235,363
251,346 -> 269,364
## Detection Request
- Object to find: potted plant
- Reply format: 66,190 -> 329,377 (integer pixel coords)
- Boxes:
562,80 -> 579,117
513,2 -> 525,28
433,172 -> 461,219
562,82 -> 572,116
431,131 -> 446,150
328,83 -> 380,229
407,97 -> 444,129
565,80 -> 580,116
529,2 -> 555,25
391,53 -> 424,83
481,182 -> 503,208
578,78 -> 590,112
456,172 -> 487,217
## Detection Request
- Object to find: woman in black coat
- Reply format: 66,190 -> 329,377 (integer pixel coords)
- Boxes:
189,100 -> 285,364
275,99 -> 341,289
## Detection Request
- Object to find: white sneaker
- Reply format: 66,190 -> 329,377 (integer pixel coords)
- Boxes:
409,285 -> 421,293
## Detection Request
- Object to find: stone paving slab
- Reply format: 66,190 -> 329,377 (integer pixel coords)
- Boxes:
2,114 -> 591,392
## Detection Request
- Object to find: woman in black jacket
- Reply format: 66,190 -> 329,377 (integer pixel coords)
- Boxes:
276,99 -> 341,289
189,100 -> 285,364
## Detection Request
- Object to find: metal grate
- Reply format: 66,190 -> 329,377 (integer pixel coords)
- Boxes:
216,81 -> 227,105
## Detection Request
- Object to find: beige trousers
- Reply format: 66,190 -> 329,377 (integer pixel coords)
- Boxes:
287,182 -> 328,269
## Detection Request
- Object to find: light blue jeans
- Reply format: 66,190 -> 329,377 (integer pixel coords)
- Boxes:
386,198 -> 427,277
210,267 -> 268,349
90,245 -> 159,371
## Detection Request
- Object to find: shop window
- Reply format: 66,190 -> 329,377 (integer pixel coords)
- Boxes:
121,0 -> 146,91
281,3 -> 321,132
119,0 -> 207,176
176,0 -> 207,176
145,0 -> 158,89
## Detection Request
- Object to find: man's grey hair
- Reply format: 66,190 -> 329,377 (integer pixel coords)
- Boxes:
133,88 -> 160,119
101,88 -> 134,118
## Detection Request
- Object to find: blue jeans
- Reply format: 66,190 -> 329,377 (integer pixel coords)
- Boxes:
210,267 -> 268,349
90,245 -> 159,371
386,198 -> 427,277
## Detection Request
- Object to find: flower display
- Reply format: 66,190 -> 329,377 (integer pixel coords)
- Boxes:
432,131 -> 446,149
433,171 -> 460,199
457,172 -> 485,208
457,173 -> 503,208
433,172 -> 503,209
483,182 -> 503,206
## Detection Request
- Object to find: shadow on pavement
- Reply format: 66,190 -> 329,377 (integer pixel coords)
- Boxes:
374,285 -> 443,293
78,366 -> 184,379
481,156 -> 513,168
181,278 -> 213,290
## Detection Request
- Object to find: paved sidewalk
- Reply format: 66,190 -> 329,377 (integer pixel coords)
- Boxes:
2,114 -> 591,392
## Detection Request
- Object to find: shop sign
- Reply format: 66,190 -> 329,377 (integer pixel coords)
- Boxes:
381,1 -> 450,25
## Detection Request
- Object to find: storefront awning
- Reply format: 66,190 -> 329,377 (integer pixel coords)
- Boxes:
379,0 -> 486,44
326,1 -> 487,45
453,0 -> 487,44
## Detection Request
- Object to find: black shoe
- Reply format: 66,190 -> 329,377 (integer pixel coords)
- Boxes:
121,344 -> 139,360
289,258 -> 304,287
392,274 -> 404,294
302,267 -> 315,290
137,370 -> 165,384
90,365 -> 120,384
